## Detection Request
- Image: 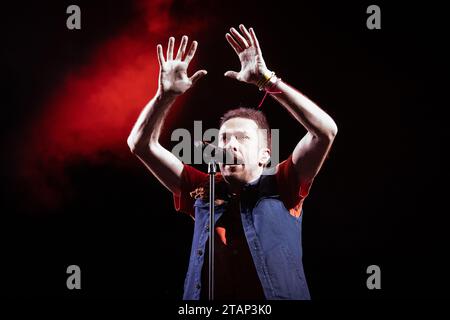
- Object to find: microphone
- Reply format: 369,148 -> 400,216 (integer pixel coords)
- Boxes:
193,140 -> 242,165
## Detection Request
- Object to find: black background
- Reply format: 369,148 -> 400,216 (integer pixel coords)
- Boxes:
1,0 -> 448,300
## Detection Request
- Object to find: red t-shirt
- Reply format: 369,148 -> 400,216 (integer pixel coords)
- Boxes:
173,156 -> 311,300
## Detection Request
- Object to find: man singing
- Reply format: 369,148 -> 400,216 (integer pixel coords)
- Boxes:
127,24 -> 337,300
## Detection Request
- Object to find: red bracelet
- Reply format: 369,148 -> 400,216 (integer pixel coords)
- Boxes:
257,77 -> 282,108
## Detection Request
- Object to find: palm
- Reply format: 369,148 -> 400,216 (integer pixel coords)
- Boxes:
161,61 -> 191,94
237,48 -> 267,84
156,36 -> 207,97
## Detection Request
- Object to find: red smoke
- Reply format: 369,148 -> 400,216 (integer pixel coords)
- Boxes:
17,0 -> 209,211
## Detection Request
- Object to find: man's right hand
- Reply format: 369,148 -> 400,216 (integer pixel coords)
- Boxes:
128,36 -> 206,195
157,36 -> 207,97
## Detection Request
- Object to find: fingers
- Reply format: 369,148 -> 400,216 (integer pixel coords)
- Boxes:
224,70 -> 239,80
225,25 -> 257,55
184,40 -> 198,63
230,27 -> 249,49
167,37 -> 175,60
176,35 -> 188,60
238,24 -> 253,46
159,36 -> 198,64
249,27 -> 261,53
190,70 -> 208,85
156,44 -> 165,66
225,33 -> 243,55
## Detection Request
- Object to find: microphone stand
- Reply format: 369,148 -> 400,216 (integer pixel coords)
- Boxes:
207,159 -> 216,301
196,141 -> 230,301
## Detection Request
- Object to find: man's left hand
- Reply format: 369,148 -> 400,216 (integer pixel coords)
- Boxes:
224,24 -> 270,86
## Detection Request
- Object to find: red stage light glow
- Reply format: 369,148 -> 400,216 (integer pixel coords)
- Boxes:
16,0 -> 208,211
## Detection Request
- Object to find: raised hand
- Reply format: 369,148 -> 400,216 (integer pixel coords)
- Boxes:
157,36 -> 207,97
224,25 -> 270,86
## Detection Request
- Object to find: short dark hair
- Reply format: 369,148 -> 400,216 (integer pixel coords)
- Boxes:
219,108 -> 271,150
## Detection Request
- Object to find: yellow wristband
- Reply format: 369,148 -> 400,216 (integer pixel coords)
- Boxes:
258,71 -> 275,91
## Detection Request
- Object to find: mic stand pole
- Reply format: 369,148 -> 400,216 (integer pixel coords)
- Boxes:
207,160 -> 216,301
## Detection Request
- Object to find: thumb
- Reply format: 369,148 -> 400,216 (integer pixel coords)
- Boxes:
190,70 -> 208,85
224,70 -> 239,80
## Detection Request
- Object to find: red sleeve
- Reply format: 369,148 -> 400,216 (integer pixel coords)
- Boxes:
275,155 -> 312,217
173,164 -> 208,217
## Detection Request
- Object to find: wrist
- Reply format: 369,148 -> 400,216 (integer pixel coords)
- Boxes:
255,68 -> 271,85
156,89 -> 179,103
256,69 -> 280,91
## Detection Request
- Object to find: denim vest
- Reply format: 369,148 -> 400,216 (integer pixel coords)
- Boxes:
183,174 -> 311,300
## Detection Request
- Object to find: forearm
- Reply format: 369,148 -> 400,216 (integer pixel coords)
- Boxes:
268,79 -> 338,140
127,90 -> 177,154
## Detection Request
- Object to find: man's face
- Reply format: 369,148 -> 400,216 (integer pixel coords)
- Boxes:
218,117 -> 270,185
